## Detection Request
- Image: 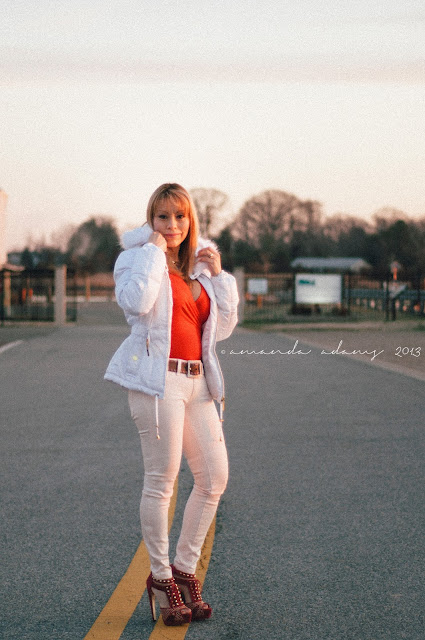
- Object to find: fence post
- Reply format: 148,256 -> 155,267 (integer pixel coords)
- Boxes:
345,272 -> 351,316
385,275 -> 390,321
234,267 -> 245,325
54,265 -> 67,325
391,298 -> 397,321
3,270 -> 11,318
85,274 -> 91,301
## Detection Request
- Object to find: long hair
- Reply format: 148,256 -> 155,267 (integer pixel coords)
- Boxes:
146,183 -> 199,282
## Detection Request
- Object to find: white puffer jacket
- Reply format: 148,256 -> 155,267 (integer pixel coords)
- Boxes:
104,224 -> 239,411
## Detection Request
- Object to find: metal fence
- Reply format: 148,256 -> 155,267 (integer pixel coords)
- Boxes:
72,273 -> 115,301
0,269 -> 77,323
242,272 -> 425,323
4,267 -> 421,325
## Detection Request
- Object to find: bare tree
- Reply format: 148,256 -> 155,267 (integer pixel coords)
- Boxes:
190,188 -> 231,237
232,190 -> 322,246
231,190 -> 323,271
372,207 -> 409,232
322,213 -> 373,242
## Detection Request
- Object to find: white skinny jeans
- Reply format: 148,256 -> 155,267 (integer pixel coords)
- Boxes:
128,369 -> 228,579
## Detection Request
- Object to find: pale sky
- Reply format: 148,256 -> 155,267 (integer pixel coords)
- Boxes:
1,0 -> 425,250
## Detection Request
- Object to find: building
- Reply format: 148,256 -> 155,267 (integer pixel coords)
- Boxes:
0,189 -> 7,267
290,257 -> 371,274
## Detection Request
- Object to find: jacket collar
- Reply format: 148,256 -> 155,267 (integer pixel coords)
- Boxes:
120,224 -> 219,279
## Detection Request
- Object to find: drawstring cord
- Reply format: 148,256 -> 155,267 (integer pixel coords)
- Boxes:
219,397 -> 225,422
219,397 -> 225,441
154,394 -> 160,439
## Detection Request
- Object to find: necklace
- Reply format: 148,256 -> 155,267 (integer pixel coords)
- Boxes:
167,256 -> 180,268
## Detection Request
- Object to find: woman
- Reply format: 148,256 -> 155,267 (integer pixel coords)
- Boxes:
105,183 -> 239,626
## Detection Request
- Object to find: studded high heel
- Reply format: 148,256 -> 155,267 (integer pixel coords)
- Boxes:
171,565 -> 212,621
146,573 -> 192,626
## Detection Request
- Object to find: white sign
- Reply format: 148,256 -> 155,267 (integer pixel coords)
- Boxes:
295,273 -> 342,304
247,278 -> 268,295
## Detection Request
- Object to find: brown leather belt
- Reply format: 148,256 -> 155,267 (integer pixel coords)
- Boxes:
168,359 -> 204,377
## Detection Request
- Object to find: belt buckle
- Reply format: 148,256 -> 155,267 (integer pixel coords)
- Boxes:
186,360 -> 201,377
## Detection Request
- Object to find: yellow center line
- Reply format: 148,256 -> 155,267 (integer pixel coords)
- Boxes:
83,478 -> 179,640
148,515 -> 217,640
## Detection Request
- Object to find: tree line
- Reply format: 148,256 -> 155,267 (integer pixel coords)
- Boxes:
18,188 -> 425,279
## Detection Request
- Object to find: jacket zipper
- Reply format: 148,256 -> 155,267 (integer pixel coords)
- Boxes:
214,317 -> 226,439
199,274 -> 226,426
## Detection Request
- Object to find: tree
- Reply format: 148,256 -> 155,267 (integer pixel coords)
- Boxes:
66,216 -> 120,273
375,219 -> 417,275
322,213 -> 373,243
20,248 -> 35,269
190,188 -> 232,237
372,207 -> 409,232
233,239 -> 263,272
231,189 -> 323,270
36,246 -> 64,269
213,226 -> 235,271
290,229 -> 334,261
412,217 -> 425,276
360,215 -> 425,278
19,245 -> 65,269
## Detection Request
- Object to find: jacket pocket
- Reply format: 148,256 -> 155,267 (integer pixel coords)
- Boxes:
125,331 -> 147,378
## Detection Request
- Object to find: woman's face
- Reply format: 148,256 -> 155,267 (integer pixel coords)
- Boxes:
152,198 -> 190,249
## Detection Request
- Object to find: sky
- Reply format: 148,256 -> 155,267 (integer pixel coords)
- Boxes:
1,0 -> 425,250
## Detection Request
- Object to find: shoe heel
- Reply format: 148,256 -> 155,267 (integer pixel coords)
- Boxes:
148,590 -> 157,621
146,574 -> 157,621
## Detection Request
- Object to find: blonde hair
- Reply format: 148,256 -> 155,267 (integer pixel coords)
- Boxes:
146,183 -> 199,282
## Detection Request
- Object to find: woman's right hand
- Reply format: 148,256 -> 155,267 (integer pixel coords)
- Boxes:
148,231 -> 167,252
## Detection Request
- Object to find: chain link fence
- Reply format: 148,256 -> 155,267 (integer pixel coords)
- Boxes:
241,271 -> 425,324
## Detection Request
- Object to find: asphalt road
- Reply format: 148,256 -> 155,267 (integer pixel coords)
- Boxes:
1,309 -> 424,639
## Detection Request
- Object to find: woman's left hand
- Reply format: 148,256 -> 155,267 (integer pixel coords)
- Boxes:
196,247 -> 222,276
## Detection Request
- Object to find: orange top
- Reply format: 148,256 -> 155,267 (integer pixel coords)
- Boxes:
169,273 -> 210,360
